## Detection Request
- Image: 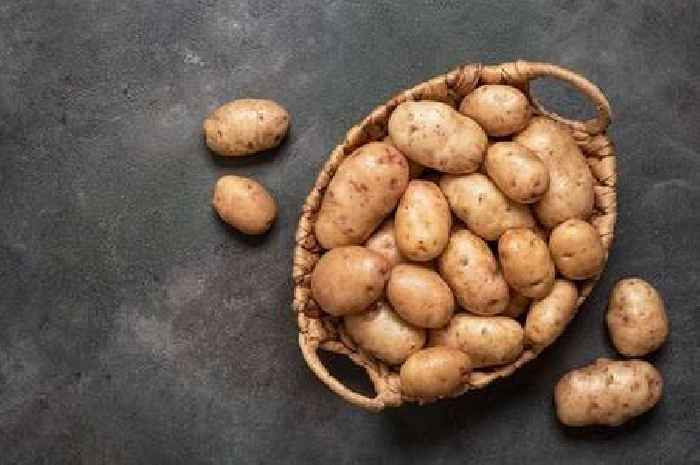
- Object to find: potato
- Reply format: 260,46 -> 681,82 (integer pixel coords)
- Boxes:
484,141 -> 549,204
315,142 -> 409,249
387,101 -> 487,174
502,290 -> 530,319
212,175 -> 277,235
429,314 -> 524,368
203,99 -> 289,156
498,228 -> 555,299
311,246 -> 390,316
459,85 -> 531,137
514,117 -> 595,227
439,173 -> 535,241
383,135 -> 425,178
549,219 -> 605,280
344,300 -> 425,365
395,180 -> 451,261
400,347 -> 471,398
387,264 -> 455,329
365,219 -> 405,268
606,278 -> 669,356
555,358 -> 663,427
438,228 -> 510,315
525,279 -> 578,349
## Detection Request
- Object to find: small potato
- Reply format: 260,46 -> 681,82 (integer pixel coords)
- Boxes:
387,264 -> 455,329
459,85 -> 531,137
606,278 -> 669,356
311,246 -> 390,316
365,219 -> 405,268
549,219 -> 605,280
484,142 -> 549,204
502,290 -> 531,319
555,358 -> 663,427
203,99 -> 289,156
212,175 -> 277,235
498,228 -> 555,299
525,279 -> 578,349
400,347 -> 471,398
315,142 -> 409,249
388,101 -> 487,174
383,135 -> 425,178
344,300 -> 425,365
395,180 -> 451,261
439,173 -> 535,241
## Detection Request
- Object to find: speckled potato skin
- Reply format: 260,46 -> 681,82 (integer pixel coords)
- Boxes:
502,290 -> 531,319
400,347 -> 471,398
485,141 -> 549,204
344,300 -> 426,365
459,85 -> 531,137
606,278 -> 669,356
438,228 -> 510,315
203,99 -> 289,156
525,279 -> 578,349
549,219 -> 606,280
387,264 -> 455,329
311,246 -> 390,317
555,358 -> 663,427
388,101 -> 487,174
212,175 -> 277,235
439,173 -> 535,241
498,228 -> 555,299
383,134 -> 425,179
315,142 -> 409,249
365,219 -> 406,268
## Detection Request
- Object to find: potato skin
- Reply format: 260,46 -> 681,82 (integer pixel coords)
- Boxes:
315,142 -> 409,249
387,264 -> 455,329
498,228 -> 555,299
606,278 -> 669,356
555,358 -> 663,427
344,300 -> 425,365
388,101 -> 487,174
525,279 -> 578,349
400,347 -> 471,398
502,290 -> 530,319
549,219 -> 605,280
203,99 -> 289,156
485,141 -> 549,204
459,85 -> 531,137
212,175 -> 277,235
383,135 -> 425,178
365,219 -> 406,268
311,246 -> 390,317
438,228 -> 510,315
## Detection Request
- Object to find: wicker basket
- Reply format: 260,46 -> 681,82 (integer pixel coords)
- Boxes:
292,61 -> 616,411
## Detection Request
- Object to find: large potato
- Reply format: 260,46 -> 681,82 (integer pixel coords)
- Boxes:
387,264 -> 455,329
388,101 -> 487,174
555,358 -> 663,427
212,175 -> 277,235
438,228 -> 510,315
498,228 -> 555,299
606,278 -> 669,356
400,347 -> 471,398
484,141 -> 549,204
549,219 -> 605,280
525,279 -> 578,349
459,85 -> 531,137
315,142 -> 409,249
365,219 -> 405,268
311,246 -> 390,316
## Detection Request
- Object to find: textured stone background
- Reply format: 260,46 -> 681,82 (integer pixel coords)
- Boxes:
1,1 -> 699,464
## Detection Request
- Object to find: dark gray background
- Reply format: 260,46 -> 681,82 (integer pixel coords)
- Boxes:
1,1 -> 699,464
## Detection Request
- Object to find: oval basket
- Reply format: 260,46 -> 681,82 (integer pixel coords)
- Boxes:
292,61 -> 616,411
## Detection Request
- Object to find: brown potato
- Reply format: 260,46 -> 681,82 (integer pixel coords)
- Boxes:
498,228 -> 555,299
484,141 -> 549,204
383,134 -> 425,178
606,278 -> 669,356
387,264 -> 455,329
549,219 -> 605,280
203,99 -> 289,156
525,279 -> 578,349
212,175 -> 277,235
400,347 -> 471,398
502,290 -> 531,319
459,85 -> 531,137
365,219 -> 405,268
315,142 -> 409,249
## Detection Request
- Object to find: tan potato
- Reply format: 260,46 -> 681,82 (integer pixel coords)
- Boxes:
525,279 -> 578,349
606,278 -> 669,356
438,228 -> 509,315
388,101 -> 487,174
459,85 -> 531,137
344,300 -> 425,365
383,135 -> 425,178
439,173 -> 535,241
555,358 -> 663,427
502,290 -> 531,319
514,117 -> 595,227
365,219 -> 405,268
203,99 -> 289,156
212,175 -> 277,234
498,228 -> 555,299
484,141 -> 549,204
549,219 -> 605,280
387,264 -> 455,329
315,142 -> 409,249
311,246 -> 390,316
400,347 -> 471,398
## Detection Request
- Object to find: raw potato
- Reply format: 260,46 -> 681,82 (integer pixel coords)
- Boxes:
400,347 -> 471,398
383,135 -> 425,178
438,228 -> 510,315
502,290 -> 530,319
212,175 -> 277,235
388,101 -> 487,174
315,142 -> 409,249
459,85 -> 531,137
484,141 -> 549,204
525,279 -> 578,349
549,219 -> 605,280
203,99 -> 289,156
440,173 -> 535,241
387,264 -> 455,329
344,300 -> 425,365
606,278 -> 669,356
555,358 -> 663,427
365,219 -> 405,268
311,246 -> 390,317
395,180 -> 451,261
498,228 -> 555,299
514,117 -> 595,228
